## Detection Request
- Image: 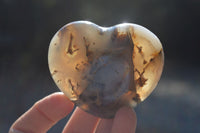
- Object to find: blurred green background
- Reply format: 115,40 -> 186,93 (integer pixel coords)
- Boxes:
0,0 -> 200,132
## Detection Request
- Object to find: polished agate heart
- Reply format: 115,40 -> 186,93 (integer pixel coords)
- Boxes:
48,21 -> 164,118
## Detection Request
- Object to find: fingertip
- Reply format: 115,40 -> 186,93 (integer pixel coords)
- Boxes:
34,92 -> 74,120
63,107 -> 100,133
111,106 -> 137,133
95,118 -> 113,133
116,106 -> 137,122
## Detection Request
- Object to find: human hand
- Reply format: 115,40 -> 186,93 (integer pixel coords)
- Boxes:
9,92 -> 137,133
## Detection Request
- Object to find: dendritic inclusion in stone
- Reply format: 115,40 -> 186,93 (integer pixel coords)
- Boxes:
48,21 -> 164,118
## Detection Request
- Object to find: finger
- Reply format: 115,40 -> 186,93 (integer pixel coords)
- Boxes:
111,107 -> 137,133
95,118 -> 113,133
9,92 -> 74,133
63,107 -> 100,133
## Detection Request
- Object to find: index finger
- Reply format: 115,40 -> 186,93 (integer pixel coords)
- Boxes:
9,92 -> 74,133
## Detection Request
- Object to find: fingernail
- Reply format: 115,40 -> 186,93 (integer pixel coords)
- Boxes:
9,128 -> 24,133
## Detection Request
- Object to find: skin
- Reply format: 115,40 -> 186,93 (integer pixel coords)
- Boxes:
9,92 -> 137,133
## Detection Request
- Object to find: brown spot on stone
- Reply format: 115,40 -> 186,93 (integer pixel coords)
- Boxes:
136,45 -> 143,53
135,45 -> 145,58
129,27 -> 136,39
135,76 -> 148,87
132,47 -> 136,59
127,32 -> 135,72
66,34 -> 79,55
51,70 -> 58,76
54,43 -> 57,46
77,83 -> 80,89
143,49 -> 163,70
135,69 -> 148,87
83,37 -> 93,61
68,79 -> 74,91
150,58 -> 154,62
111,28 -> 118,41
143,60 -> 147,64
113,30 -> 129,42
68,79 -> 79,96
82,61 -> 89,66
127,32 -> 134,46
75,64 -> 80,71
73,48 -> 79,53
158,49 -> 163,55
152,48 -> 163,57
73,44 -> 77,48
66,34 -> 73,55
132,33 -> 136,39
132,93 -> 141,102
118,34 -> 128,41
57,79 -> 61,83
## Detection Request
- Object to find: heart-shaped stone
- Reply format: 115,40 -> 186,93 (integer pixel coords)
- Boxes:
48,21 -> 164,118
